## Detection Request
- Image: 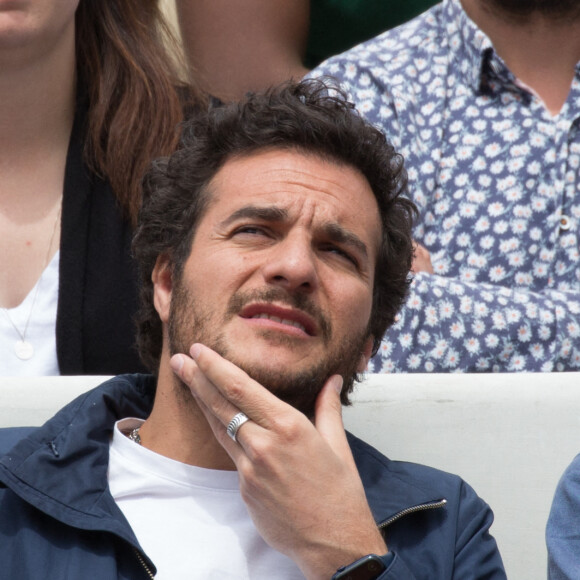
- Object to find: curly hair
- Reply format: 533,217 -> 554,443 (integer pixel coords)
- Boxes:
133,78 -> 416,371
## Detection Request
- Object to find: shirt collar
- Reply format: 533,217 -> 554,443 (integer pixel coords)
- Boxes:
443,0 -> 524,97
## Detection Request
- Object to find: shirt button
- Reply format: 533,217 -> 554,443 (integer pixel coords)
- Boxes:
560,216 -> 571,231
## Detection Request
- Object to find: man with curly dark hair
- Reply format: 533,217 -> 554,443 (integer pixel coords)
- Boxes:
0,80 -> 505,579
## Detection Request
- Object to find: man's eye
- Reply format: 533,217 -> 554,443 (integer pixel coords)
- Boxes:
233,225 -> 266,236
324,245 -> 358,267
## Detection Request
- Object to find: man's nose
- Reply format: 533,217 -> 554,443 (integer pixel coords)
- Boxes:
260,234 -> 318,293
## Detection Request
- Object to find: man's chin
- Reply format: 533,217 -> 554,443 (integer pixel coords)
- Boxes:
207,330 -> 366,415
227,357 -> 328,418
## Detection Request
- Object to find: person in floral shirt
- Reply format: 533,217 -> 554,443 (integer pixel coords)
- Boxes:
310,0 -> 580,372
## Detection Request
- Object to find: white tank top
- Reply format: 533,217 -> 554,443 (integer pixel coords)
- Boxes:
0,251 -> 60,376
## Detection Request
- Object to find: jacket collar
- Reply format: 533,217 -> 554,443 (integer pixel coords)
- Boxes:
347,432 -> 447,527
0,375 -> 155,559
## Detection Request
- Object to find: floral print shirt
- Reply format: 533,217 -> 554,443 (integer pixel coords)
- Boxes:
310,0 -> 580,372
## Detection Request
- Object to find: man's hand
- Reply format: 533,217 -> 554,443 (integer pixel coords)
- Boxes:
412,241 -> 433,274
171,344 -> 387,580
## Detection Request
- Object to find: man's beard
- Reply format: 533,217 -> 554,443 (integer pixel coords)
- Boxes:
480,0 -> 580,21
168,281 -> 369,418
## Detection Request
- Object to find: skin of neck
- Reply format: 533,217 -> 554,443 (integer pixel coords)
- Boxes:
0,17 -> 76,308
0,19 -> 76,165
461,0 -> 580,114
139,342 -> 237,471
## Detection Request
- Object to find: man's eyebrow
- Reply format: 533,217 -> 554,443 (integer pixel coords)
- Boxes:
323,223 -> 369,259
220,205 -> 288,227
220,205 -> 369,258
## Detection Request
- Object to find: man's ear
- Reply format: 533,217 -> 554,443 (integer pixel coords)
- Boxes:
357,336 -> 374,372
152,254 -> 173,324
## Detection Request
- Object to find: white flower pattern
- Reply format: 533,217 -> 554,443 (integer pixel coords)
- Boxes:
310,0 -> 580,372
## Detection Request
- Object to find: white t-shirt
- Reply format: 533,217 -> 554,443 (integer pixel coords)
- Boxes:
0,251 -> 60,376
109,418 -> 305,579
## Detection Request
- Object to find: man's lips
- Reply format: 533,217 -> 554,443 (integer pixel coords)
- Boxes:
239,303 -> 317,336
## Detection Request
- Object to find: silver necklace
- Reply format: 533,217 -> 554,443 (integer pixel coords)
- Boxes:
2,201 -> 62,361
128,427 -> 142,445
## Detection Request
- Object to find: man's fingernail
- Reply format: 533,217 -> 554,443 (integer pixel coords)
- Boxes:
170,354 -> 184,372
190,343 -> 202,360
332,375 -> 344,394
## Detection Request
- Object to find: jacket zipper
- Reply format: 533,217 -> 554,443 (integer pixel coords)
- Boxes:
134,549 -> 155,578
131,500 -> 447,575
378,498 -> 448,530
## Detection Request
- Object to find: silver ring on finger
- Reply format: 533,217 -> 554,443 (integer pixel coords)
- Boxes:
226,412 -> 250,443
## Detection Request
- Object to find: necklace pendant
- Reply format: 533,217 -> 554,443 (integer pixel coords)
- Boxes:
15,340 -> 34,360
128,427 -> 142,445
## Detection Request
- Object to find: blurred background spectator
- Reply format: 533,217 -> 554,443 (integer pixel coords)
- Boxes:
174,0 -> 437,101
310,0 -> 580,373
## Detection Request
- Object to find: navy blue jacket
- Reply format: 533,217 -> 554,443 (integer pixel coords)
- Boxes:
0,375 -> 505,579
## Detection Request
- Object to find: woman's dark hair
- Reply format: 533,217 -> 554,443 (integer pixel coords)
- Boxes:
76,0 -> 205,225
133,78 -> 416,371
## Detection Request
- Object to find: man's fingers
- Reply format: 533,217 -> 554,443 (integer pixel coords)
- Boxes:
170,352 -> 254,454
170,352 -> 239,425
411,241 -> 433,274
188,343 -> 288,428
314,375 -> 358,471
173,346 -> 355,469
197,397 -> 251,455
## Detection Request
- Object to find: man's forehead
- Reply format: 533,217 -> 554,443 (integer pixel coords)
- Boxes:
206,148 -> 381,224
